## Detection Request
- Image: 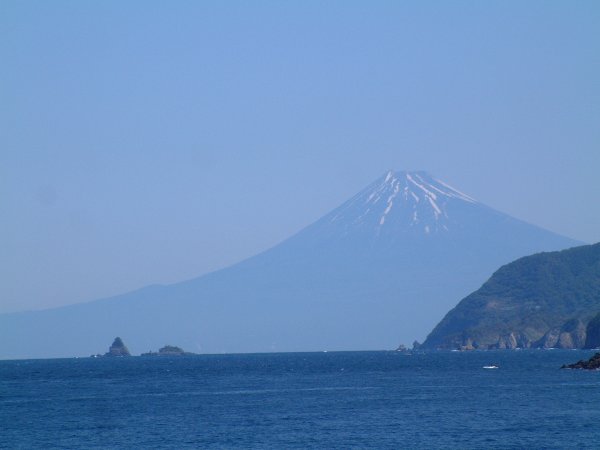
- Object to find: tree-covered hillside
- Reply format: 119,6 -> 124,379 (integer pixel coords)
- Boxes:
423,243 -> 600,349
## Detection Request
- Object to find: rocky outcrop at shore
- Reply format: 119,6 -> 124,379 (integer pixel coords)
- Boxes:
561,352 -> 600,370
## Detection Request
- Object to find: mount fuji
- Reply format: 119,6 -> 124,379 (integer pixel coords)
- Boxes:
0,171 -> 582,358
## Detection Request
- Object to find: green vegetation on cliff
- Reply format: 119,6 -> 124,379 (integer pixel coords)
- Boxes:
423,243 -> 600,350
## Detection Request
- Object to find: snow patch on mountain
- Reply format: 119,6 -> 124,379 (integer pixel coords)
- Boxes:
326,170 -> 480,235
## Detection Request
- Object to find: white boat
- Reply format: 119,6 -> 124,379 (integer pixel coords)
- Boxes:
483,365 -> 499,369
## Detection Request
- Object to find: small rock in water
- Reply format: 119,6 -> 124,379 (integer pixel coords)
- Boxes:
105,337 -> 131,357
561,352 -> 600,370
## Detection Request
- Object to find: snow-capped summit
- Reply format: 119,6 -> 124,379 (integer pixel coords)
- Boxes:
325,170 -> 477,235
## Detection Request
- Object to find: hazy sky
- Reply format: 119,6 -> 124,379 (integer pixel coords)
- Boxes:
2,1 -> 599,313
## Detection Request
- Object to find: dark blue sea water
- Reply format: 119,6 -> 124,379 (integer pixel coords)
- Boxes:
1,350 -> 599,449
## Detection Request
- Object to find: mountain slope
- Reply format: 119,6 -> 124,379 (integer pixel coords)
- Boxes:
0,171 -> 582,358
422,243 -> 600,349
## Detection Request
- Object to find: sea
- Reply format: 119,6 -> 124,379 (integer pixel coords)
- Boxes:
1,350 -> 599,449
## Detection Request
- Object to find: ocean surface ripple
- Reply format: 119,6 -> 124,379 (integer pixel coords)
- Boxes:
1,350 -> 599,449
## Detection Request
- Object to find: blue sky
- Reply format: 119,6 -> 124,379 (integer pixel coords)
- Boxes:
2,1 -> 599,312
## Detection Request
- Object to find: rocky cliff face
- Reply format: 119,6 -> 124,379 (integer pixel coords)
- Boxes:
584,313 -> 600,349
535,319 -> 587,349
433,318 -> 593,351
